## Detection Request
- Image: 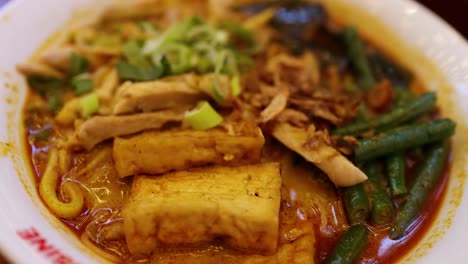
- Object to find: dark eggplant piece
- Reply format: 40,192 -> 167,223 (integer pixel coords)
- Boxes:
235,1 -> 327,52
367,51 -> 413,88
235,1 -> 349,69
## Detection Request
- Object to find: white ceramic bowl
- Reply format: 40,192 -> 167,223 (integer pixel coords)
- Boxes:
0,0 -> 467,263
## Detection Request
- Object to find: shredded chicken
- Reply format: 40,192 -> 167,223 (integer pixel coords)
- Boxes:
260,87 -> 289,123
16,63 -> 65,79
113,78 -> 207,115
272,122 -> 367,187
69,109 -> 187,150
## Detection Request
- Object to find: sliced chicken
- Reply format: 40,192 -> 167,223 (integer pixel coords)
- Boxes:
260,87 -> 289,123
40,47 -> 74,71
16,63 -> 65,79
113,80 -> 206,115
123,163 -> 282,255
113,123 -> 265,178
69,109 -> 186,150
272,123 -> 367,187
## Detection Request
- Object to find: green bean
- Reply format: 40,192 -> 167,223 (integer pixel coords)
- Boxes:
342,27 -> 375,89
342,184 -> 370,224
334,92 -> 436,136
389,141 -> 448,240
363,163 -> 394,225
327,224 -> 370,264
385,153 -> 408,196
355,118 -> 455,162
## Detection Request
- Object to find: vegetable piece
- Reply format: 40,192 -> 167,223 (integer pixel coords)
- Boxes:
367,51 -> 412,88
143,17 -> 198,55
389,141 -> 448,240
363,162 -> 394,225
71,73 -> 93,95
69,53 -> 89,77
81,93 -> 99,118
326,224 -> 369,264
47,93 -> 63,114
184,101 -> 223,131
116,61 -> 164,81
121,40 -> 153,68
342,27 -> 375,89
355,118 -> 456,162
231,74 -> 241,97
221,21 -> 257,54
385,153 -> 408,196
138,20 -> 159,36
334,91 -> 436,136
342,183 -> 370,224
163,43 -> 193,74
27,76 -> 65,96
212,50 -> 228,102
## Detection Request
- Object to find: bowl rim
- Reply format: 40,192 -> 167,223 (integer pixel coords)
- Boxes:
0,0 -> 467,263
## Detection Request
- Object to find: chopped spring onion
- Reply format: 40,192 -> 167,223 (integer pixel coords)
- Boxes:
184,101 -> 223,130
137,20 -> 159,36
221,21 -> 257,54
27,76 -> 64,96
72,73 -> 93,95
212,50 -> 228,102
121,40 -> 152,68
69,53 -> 89,77
143,17 -> 198,55
81,93 -> 99,118
116,61 -> 165,81
47,93 -> 63,114
231,74 -> 241,97
163,43 -> 193,74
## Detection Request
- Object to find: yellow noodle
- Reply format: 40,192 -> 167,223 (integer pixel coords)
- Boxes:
56,98 -> 81,126
243,7 -> 277,31
96,68 -> 119,102
93,65 -> 112,88
39,148 -> 84,219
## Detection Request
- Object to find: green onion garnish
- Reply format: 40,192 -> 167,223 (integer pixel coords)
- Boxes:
231,74 -> 241,97
81,93 -> 99,118
184,101 -> 223,130
69,53 -> 89,77
72,73 -> 93,95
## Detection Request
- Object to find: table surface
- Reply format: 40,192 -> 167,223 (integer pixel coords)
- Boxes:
0,0 -> 466,263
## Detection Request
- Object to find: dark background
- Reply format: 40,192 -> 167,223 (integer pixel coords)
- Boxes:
417,0 -> 468,38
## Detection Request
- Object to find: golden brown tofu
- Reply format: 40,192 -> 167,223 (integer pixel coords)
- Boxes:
123,163 -> 282,256
113,124 -> 265,178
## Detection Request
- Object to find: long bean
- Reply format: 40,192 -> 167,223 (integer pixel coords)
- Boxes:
363,163 -> 394,225
342,27 -> 375,89
385,153 -> 408,196
327,224 -> 370,264
334,92 -> 436,136
342,184 -> 370,224
355,118 -> 455,162
389,141 -> 448,240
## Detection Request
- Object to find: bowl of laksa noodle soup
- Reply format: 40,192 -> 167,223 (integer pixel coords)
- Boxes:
0,0 -> 467,263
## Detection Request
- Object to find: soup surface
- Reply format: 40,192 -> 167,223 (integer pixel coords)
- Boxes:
19,0 -> 455,263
